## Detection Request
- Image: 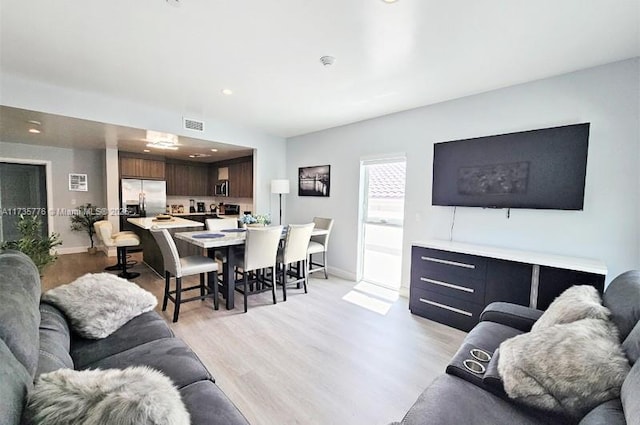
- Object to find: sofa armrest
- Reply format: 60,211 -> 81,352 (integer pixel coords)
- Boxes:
479,302 -> 543,332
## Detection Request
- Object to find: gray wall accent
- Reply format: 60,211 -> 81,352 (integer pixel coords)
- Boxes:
286,58 -> 640,287
0,142 -> 106,251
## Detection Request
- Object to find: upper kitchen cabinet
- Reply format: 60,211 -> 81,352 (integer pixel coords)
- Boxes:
228,158 -> 253,198
213,156 -> 252,198
119,156 -> 165,180
166,161 -> 210,196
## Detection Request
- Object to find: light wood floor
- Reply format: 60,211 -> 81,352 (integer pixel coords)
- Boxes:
42,252 -> 466,425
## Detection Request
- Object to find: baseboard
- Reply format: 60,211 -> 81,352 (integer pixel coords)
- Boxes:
55,245 -> 117,256
55,246 -> 90,255
325,266 -> 357,281
398,286 -> 409,298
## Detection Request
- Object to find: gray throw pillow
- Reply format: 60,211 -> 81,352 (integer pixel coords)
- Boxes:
532,285 -> 609,331
27,366 -> 190,425
498,318 -> 630,419
42,273 -> 157,339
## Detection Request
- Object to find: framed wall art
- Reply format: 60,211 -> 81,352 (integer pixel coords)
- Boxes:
298,165 -> 330,197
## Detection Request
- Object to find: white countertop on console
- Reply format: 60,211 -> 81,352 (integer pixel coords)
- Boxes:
127,217 -> 204,230
413,239 -> 607,276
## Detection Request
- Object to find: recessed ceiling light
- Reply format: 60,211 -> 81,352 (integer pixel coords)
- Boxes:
382,0 -> 398,3
143,149 -> 151,153
221,89 -> 233,96
210,148 -> 218,152
28,120 -> 42,125
28,128 -> 41,134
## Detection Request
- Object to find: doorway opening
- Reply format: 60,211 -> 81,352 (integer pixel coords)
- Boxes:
358,157 -> 406,290
0,160 -> 51,242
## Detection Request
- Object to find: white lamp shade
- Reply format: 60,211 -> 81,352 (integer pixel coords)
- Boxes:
271,179 -> 290,194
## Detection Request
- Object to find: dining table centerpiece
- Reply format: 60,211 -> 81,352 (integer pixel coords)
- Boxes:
240,213 -> 272,228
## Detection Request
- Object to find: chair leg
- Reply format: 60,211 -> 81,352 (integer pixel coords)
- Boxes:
199,273 -> 205,298
272,266 -> 277,305
173,277 -> 182,322
162,271 -> 170,311
243,273 -> 248,313
303,259 -> 308,294
281,263 -> 287,302
323,251 -> 328,279
211,271 -> 219,310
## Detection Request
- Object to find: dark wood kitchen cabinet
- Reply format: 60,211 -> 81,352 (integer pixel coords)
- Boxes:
166,162 -> 209,196
409,240 -> 607,332
228,159 -> 252,198
119,156 -> 165,180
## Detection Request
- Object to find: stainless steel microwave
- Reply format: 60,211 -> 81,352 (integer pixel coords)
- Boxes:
214,180 -> 228,196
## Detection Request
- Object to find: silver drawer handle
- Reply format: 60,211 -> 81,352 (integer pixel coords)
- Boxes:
420,277 -> 474,293
421,256 -> 475,269
419,298 -> 473,317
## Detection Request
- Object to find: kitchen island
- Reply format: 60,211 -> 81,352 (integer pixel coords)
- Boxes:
127,217 -> 204,276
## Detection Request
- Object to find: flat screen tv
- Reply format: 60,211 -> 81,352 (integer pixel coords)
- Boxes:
432,123 -> 590,210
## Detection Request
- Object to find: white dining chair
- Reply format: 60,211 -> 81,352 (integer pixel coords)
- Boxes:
205,218 -> 238,232
307,217 -> 334,279
150,226 -> 219,322
234,226 -> 283,312
94,220 -> 141,279
277,223 -> 315,301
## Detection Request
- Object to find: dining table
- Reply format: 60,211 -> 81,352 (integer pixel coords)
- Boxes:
174,226 -> 329,310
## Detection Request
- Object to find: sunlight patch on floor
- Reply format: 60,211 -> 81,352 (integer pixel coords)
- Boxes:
342,281 -> 399,315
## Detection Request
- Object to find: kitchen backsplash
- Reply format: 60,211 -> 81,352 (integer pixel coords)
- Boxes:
166,196 -> 254,215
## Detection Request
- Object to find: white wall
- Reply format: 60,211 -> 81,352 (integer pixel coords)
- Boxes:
287,58 -> 640,286
0,73 -> 288,218
0,141 -> 106,252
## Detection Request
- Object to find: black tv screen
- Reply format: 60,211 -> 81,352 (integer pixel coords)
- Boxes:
432,123 -> 590,210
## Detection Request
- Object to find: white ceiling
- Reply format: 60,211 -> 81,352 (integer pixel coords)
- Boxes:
1,0 -> 639,139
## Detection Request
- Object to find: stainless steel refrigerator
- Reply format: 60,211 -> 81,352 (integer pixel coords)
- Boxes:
121,179 -> 167,217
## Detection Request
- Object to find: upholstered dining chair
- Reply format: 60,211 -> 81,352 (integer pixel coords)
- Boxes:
307,217 -> 334,279
234,226 -> 283,312
150,226 -> 219,322
94,220 -> 141,279
276,223 -> 315,301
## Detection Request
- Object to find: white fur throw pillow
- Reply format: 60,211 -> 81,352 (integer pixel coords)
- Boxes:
42,273 -> 157,339
532,285 -> 609,331
498,318 -> 630,419
27,366 -> 190,425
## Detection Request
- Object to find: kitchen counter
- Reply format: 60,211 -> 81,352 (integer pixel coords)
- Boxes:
127,217 -> 204,230
171,212 -> 241,218
126,217 -> 203,276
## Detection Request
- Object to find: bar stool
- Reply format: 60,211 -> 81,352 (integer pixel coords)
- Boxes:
95,221 -> 141,279
94,220 -> 137,271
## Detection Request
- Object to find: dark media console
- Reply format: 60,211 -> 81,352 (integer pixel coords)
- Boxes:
409,240 -> 606,331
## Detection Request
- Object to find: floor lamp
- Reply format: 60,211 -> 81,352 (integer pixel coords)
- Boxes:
271,179 -> 290,225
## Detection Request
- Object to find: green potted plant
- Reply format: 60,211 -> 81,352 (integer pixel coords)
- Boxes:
1,214 -> 62,275
70,203 -> 105,254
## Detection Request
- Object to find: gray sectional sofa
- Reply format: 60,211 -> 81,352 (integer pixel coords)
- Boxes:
0,250 -> 249,425
395,270 -> 640,425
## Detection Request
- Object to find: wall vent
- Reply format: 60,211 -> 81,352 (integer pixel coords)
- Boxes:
183,117 -> 205,132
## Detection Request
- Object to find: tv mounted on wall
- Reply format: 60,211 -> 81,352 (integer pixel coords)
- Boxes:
432,123 -> 590,210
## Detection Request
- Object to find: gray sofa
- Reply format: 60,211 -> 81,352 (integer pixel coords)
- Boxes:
396,270 -> 640,425
0,250 -> 249,425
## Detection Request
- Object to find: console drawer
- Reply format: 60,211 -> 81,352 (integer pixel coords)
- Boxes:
409,287 -> 483,332
411,273 -> 485,304
411,246 -> 487,282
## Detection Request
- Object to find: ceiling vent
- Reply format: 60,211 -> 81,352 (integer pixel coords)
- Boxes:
183,117 -> 205,132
